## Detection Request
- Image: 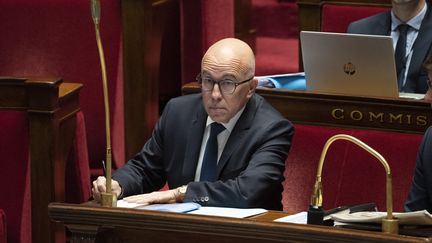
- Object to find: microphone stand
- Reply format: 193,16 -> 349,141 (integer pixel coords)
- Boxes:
307,134 -> 399,234
91,0 -> 117,207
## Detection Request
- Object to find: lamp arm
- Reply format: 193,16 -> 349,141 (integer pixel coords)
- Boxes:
310,134 -> 398,234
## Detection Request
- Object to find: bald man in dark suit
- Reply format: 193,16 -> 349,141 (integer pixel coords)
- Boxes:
92,38 -> 294,210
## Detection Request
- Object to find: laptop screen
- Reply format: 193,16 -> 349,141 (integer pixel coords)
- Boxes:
300,31 -> 400,99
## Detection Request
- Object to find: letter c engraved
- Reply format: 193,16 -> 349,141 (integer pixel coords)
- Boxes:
332,108 -> 344,120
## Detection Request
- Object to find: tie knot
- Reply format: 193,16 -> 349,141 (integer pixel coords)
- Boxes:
210,122 -> 225,137
398,24 -> 410,35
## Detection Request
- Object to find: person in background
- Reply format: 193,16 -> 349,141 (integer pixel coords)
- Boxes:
347,0 -> 432,94
405,55 -> 432,212
92,38 -> 294,210
424,55 -> 432,102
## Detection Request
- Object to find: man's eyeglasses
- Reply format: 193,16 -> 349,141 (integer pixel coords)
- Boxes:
427,77 -> 432,90
196,73 -> 253,94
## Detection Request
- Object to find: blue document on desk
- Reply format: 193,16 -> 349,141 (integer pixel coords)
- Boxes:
188,207 -> 267,218
117,200 -> 200,213
140,203 -> 201,213
256,72 -> 306,90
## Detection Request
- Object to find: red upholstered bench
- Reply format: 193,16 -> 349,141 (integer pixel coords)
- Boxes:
0,209 -> 6,243
283,124 -> 422,213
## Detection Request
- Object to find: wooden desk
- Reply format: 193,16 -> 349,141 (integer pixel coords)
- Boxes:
182,82 -> 432,134
48,202 -> 431,242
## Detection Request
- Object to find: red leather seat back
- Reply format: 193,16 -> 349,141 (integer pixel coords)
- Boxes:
180,0 -> 234,84
0,0 -> 125,180
283,124 -> 421,213
321,4 -> 389,32
66,111 -> 92,203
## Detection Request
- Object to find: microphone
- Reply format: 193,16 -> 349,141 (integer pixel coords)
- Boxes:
90,0 -> 116,207
90,0 -> 100,25
307,134 -> 399,234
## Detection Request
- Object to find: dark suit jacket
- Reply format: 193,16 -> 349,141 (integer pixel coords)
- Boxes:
347,3 -> 432,93
405,126 -> 432,213
113,93 -> 294,210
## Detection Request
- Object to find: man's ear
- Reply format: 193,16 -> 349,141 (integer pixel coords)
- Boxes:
247,78 -> 258,98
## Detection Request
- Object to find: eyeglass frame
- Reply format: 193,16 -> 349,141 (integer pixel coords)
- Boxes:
196,73 -> 254,94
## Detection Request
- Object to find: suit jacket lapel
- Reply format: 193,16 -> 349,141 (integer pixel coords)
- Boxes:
216,95 -> 257,177
182,103 -> 207,182
407,3 -> 432,82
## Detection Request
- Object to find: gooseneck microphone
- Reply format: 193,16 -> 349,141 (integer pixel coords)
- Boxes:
307,134 -> 399,234
91,0 -> 100,25
90,0 -> 116,207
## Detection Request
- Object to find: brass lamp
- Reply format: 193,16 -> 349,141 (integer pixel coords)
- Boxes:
91,0 -> 117,207
307,134 -> 399,234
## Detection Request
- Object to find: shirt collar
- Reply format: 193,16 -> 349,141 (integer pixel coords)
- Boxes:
206,105 -> 246,133
391,3 -> 427,31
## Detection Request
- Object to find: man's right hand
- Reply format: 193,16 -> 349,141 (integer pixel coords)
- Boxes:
92,176 -> 122,202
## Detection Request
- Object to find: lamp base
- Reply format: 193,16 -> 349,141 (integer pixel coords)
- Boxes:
101,192 -> 117,207
307,205 -> 324,225
382,218 -> 399,234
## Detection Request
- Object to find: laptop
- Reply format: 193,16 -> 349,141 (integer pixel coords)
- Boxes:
300,31 -> 424,99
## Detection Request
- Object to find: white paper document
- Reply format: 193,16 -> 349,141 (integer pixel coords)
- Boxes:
399,92 -> 425,100
188,207 -> 267,218
331,210 -> 432,225
274,211 -> 307,224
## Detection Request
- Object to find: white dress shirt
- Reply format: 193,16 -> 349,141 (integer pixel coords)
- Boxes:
391,3 -> 427,86
194,106 -> 246,181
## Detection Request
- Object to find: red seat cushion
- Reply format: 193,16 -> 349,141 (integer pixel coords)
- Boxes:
321,4 -> 390,32
283,124 -> 422,213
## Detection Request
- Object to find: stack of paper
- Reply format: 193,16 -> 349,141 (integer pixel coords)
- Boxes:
330,210 -> 432,225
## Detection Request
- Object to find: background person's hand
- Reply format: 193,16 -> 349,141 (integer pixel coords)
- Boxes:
424,89 -> 432,103
92,176 -> 122,202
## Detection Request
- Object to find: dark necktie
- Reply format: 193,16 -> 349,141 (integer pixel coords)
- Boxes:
395,24 -> 409,89
200,122 -> 225,182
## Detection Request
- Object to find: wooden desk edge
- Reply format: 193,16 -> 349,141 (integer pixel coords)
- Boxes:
49,202 -> 431,242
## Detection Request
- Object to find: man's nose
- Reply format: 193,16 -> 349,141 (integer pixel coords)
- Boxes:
211,83 -> 222,98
